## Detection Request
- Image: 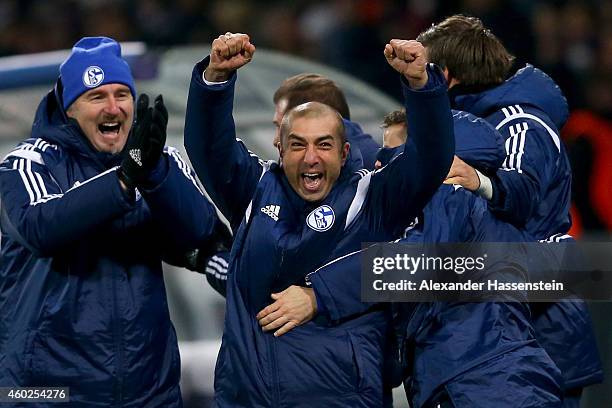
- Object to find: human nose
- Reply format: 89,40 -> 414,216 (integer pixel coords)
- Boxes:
103,96 -> 121,115
303,144 -> 320,166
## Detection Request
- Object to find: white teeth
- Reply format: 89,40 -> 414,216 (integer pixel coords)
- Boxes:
98,122 -> 121,135
303,173 -> 321,177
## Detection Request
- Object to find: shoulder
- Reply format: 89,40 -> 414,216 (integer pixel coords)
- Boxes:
493,105 -> 562,152
346,169 -> 373,192
453,110 -> 498,133
2,137 -> 62,168
354,168 -> 371,180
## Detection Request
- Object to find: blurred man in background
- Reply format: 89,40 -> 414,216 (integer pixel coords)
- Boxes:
374,109 -> 407,169
419,15 -> 603,407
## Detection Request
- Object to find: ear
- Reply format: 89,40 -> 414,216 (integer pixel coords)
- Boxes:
277,142 -> 284,165
65,104 -> 75,119
340,142 -> 350,166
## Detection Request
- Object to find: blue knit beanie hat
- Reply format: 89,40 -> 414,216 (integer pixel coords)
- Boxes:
60,36 -> 136,110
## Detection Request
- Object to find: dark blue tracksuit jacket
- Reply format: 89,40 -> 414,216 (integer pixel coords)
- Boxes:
0,86 -> 218,407
196,121 -> 379,298
309,112 -> 563,407
184,59 -> 454,407
452,64 -> 603,392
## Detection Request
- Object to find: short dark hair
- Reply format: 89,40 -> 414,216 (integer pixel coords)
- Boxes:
273,73 -> 351,119
382,109 -> 406,128
417,15 -> 515,87
279,102 -> 346,147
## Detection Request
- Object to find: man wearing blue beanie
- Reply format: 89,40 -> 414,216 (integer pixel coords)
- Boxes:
60,37 -> 136,156
0,36 -> 224,406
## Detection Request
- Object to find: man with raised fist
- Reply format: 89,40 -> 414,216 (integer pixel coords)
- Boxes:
184,33 -> 454,407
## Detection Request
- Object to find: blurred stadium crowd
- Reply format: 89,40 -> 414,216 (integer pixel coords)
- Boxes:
0,0 -> 610,235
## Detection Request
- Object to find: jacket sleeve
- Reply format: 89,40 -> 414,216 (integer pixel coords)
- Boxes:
0,150 -> 134,257
140,146 -> 218,251
202,251 -> 230,297
184,58 -> 265,231
307,249 -> 375,321
365,66 -> 455,237
488,119 -> 559,227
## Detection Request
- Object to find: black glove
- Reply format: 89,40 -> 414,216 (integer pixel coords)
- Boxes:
119,94 -> 168,189
184,220 -> 234,272
163,220 -> 233,298
162,219 -> 233,271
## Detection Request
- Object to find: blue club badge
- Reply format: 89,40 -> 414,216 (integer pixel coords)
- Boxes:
306,205 -> 335,232
82,66 -> 104,88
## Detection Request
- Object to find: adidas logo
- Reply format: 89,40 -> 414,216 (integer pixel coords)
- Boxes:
129,149 -> 142,166
261,205 -> 280,221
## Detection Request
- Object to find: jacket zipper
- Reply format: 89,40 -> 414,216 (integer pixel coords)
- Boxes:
103,159 -> 124,407
111,257 -> 125,407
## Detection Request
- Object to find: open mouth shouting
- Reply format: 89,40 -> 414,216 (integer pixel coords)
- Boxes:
302,172 -> 323,192
98,121 -> 121,137
88,116 -> 130,154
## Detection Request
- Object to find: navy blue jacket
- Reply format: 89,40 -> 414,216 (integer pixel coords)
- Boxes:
311,193 -> 565,408
195,118 -> 379,298
0,87 -> 218,407
452,64 -> 603,390
184,59 -> 454,407
309,115 -> 563,407
452,64 -> 571,238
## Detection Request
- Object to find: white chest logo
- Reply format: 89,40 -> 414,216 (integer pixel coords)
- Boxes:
306,205 -> 335,232
261,205 -> 280,221
83,66 -> 104,87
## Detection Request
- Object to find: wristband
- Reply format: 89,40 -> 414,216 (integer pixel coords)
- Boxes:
475,169 -> 493,200
202,70 -> 229,85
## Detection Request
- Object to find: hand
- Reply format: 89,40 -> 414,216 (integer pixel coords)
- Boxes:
444,155 -> 480,191
384,39 -> 428,89
256,285 -> 317,337
119,94 -> 168,189
205,32 -> 256,82
184,221 -> 233,272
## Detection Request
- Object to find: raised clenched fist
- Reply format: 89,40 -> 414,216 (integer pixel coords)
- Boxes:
384,39 -> 428,89
204,32 -> 256,82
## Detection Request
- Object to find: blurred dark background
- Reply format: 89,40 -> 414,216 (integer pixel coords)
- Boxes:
1,0 -> 610,110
